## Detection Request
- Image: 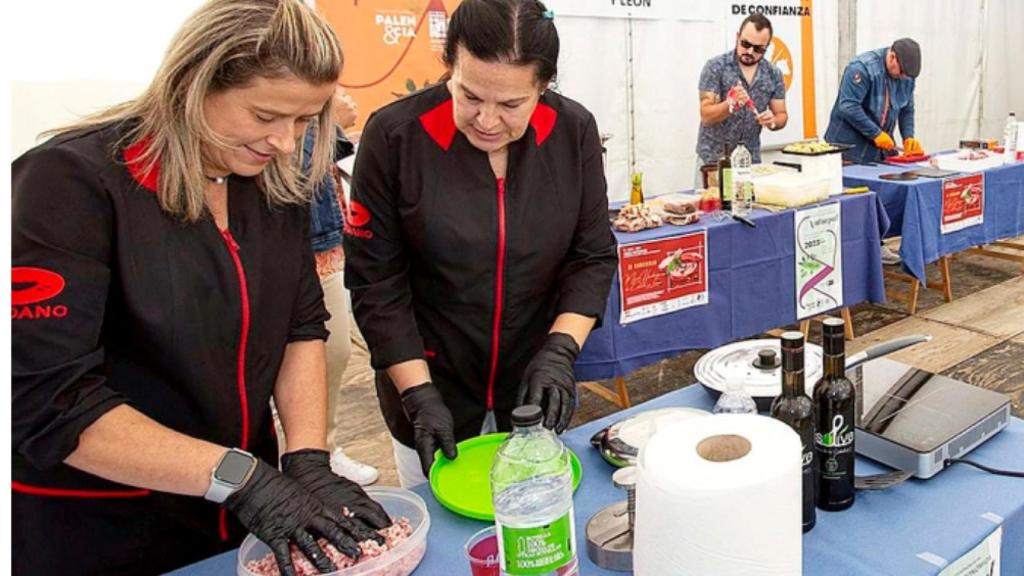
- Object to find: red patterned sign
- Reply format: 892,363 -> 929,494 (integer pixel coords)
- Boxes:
618,231 -> 708,324
941,173 -> 985,234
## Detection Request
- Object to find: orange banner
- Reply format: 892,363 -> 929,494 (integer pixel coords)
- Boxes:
318,0 -> 463,134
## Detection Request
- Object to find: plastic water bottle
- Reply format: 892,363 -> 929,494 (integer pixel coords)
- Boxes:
730,142 -> 754,216
491,405 -> 578,576
1004,112 -> 1018,162
713,380 -> 758,414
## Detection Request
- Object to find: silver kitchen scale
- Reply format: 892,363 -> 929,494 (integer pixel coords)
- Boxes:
585,466 -> 637,572
852,357 -> 1012,478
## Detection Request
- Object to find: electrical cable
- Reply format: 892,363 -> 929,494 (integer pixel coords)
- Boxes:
945,457 -> 1024,478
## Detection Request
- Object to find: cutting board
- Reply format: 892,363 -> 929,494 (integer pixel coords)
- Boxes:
885,153 -> 930,164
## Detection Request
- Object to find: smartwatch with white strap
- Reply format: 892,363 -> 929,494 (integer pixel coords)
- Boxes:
204,448 -> 258,503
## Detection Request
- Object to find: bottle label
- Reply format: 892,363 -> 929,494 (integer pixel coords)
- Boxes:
497,511 -> 576,575
721,168 -> 733,201
733,167 -> 751,202
801,439 -> 815,527
815,413 -> 855,479
631,185 -> 644,205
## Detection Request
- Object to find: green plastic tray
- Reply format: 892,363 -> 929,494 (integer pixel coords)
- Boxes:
428,432 -> 583,521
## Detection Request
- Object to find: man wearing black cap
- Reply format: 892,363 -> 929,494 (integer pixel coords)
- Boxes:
825,38 -> 921,265
825,38 -> 922,165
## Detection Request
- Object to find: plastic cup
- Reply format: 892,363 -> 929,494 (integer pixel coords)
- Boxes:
699,194 -> 721,214
466,525 -> 500,576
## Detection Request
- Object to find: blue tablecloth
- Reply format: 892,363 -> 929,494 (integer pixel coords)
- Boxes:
576,192 -> 889,381
843,160 -> 1024,284
172,384 -> 1024,576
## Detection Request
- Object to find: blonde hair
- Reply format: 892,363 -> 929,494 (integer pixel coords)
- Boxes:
52,0 -> 342,222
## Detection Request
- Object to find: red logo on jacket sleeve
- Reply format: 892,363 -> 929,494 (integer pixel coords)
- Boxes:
347,200 -> 372,227
343,200 -> 374,239
12,267 -> 65,305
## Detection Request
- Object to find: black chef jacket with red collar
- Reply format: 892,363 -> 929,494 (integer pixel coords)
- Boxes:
344,83 -> 617,446
12,122 -> 328,572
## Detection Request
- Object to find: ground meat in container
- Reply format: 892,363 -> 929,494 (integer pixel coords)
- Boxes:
246,517 -> 419,576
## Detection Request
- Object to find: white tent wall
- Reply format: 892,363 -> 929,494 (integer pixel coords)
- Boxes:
980,0 -> 1024,139
553,16 -> 632,201
856,0 -> 984,151
9,0 -> 210,159
855,0 -> 1024,150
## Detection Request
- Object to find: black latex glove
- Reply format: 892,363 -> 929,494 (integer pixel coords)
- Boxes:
400,382 -> 457,477
281,449 -> 391,531
225,460 -> 367,576
517,332 -> 581,433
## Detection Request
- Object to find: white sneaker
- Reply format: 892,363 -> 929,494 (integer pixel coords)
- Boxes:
330,447 -> 379,486
880,244 -> 902,266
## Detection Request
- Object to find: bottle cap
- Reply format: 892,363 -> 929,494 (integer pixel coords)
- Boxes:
780,331 -> 804,372
822,317 -> 845,354
781,331 -> 803,348
511,405 -> 544,427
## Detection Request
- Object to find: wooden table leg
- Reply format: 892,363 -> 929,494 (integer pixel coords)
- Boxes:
939,255 -> 954,303
966,240 -> 1024,273
908,279 -> 921,315
580,377 -> 632,409
614,377 -> 631,408
841,307 -> 855,340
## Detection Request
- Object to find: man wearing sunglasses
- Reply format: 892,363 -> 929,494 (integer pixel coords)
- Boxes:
696,13 -> 788,183
825,38 -> 922,166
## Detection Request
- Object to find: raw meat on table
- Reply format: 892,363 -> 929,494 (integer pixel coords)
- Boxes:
245,517 -> 416,576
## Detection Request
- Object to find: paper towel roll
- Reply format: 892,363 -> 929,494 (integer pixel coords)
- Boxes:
633,414 -> 802,576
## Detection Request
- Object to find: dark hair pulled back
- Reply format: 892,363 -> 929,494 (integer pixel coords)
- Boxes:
443,0 -> 558,84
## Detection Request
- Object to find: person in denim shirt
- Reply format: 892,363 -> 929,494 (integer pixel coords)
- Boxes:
825,38 -> 923,165
304,89 -> 380,485
697,13 -> 788,172
308,134 -> 346,255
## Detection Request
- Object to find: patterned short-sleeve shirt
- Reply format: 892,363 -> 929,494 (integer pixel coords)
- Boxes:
696,50 -> 786,165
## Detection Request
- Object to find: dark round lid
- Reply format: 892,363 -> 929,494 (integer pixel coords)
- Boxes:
512,405 -> 544,427
756,349 -> 778,368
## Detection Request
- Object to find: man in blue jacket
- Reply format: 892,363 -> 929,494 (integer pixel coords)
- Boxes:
826,38 -> 922,265
825,38 -> 923,165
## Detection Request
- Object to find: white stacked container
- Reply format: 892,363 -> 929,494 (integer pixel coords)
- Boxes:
781,150 -> 844,197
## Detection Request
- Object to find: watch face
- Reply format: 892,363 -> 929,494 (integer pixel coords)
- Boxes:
215,451 -> 255,485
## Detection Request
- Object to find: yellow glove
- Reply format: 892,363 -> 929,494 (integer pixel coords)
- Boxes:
904,137 -> 924,155
873,132 -> 896,150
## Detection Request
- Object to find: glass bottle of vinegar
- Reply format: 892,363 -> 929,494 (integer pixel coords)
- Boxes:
770,331 -> 816,532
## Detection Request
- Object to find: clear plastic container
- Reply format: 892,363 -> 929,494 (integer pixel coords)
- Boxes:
753,172 -> 831,207
236,486 -> 430,576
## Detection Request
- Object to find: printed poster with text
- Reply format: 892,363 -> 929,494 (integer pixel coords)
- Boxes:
618,231 -> 708,325
941,173 -> 985,234
317,0 -> 462,134
795,202 -> 842,320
